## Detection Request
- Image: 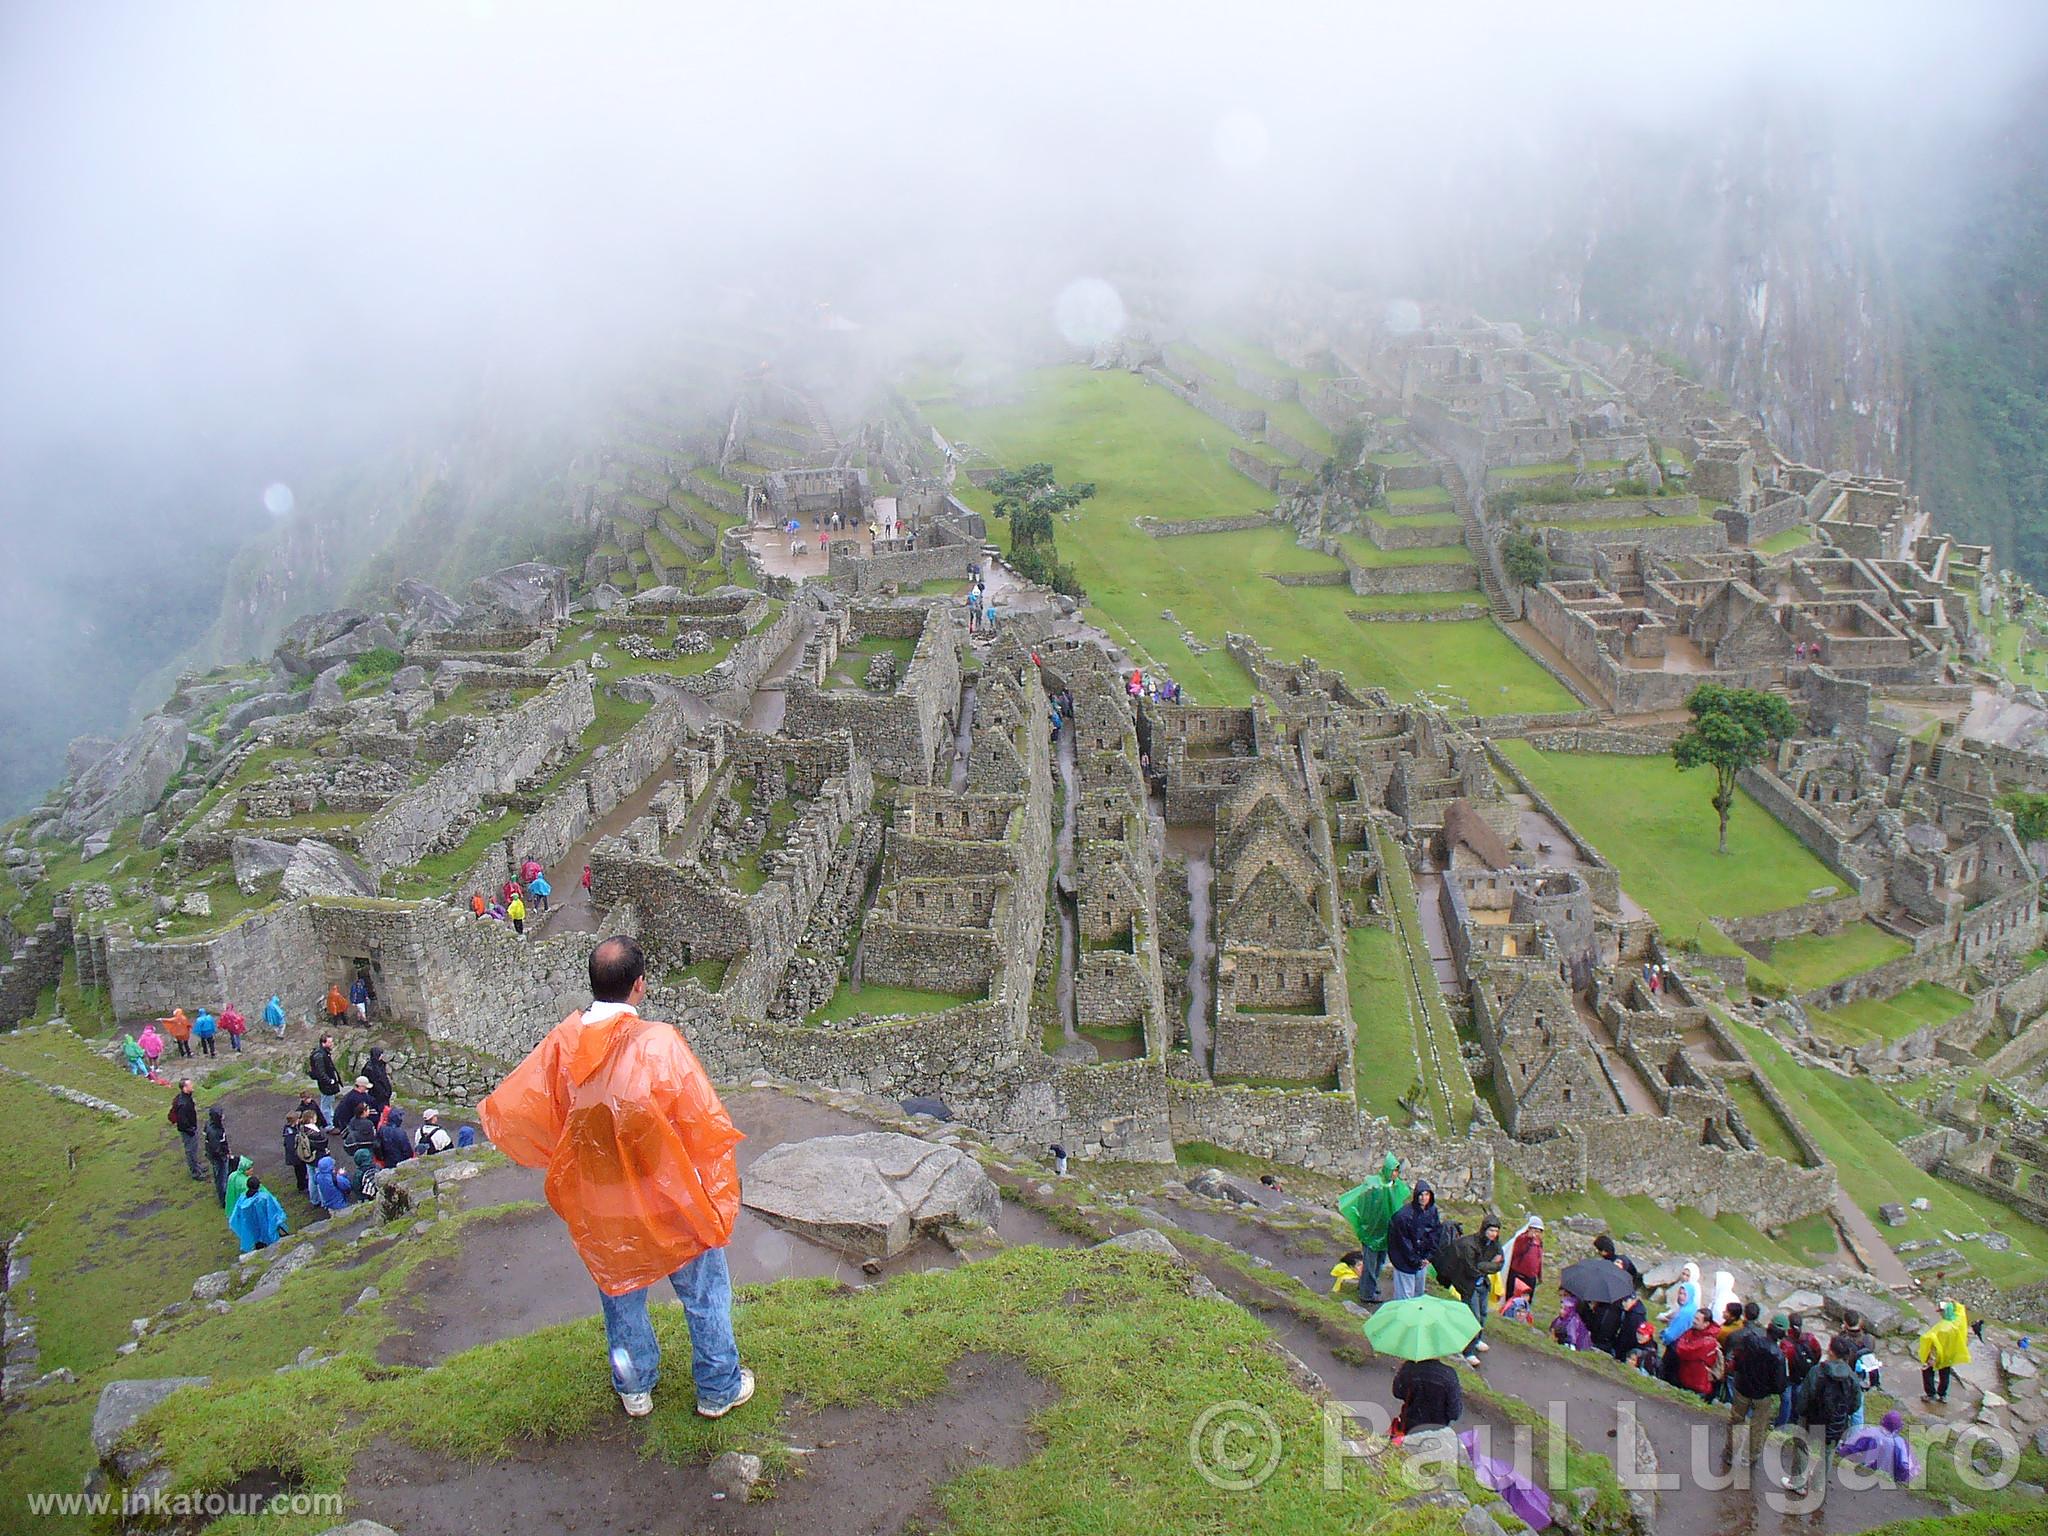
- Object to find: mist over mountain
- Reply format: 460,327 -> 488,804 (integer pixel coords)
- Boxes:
4,1 -> 2047,815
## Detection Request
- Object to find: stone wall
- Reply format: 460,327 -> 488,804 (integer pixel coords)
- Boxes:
1361,516 -> 1465,552
100,902 -> 319,1020
0,906 -> 69,1029
1345,560 -> 1479,596
781,609 -> 963,785
1735,766 -> 1869,893
1211,1013 -> 1349,1085
1137,514 -> 1276,538
827,524 -> 977,597
1539,520 -> 1729,559
1265,424 -> 1325,469
356,671 -> 597,873
1499,1115 -> 1833,1226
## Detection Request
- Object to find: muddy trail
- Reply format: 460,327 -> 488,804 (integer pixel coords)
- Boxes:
1145,1191 -> 1935,1536
347,1352 -> 1051,1536
379,1088 -> 1080,1366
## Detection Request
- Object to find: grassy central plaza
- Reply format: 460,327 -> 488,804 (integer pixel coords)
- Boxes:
916,366 -> 1575,714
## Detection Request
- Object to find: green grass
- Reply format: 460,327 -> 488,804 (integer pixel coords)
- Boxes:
807,982 -> 974,1024
665,955 -> 731,992
1732,1015 -> 2048,1284
388,807 -> 518,899
1375,831 -> 1475,1131
1812,981 -> 1975,1046
1385,484 -> 1452,507
1762,921 -> 1912,990
1753,525 -> 1816,555
1333,534 -> 1472,569
1366,506 -> 1461,532
915,366 -> 1573,716
111,1244 -> 1453,1536
1345,925 -> 1418,1122
1486,1164 -> 1840,1268
338,646 -> 405,694
1496,745 -> 1846,947
1721,1075 -> 1811,1165
1520,514 -> 1717,532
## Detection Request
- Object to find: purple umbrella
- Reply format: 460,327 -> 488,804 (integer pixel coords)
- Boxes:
1838,1411 -> 1919,1485
1459,1429 -> 1554,1530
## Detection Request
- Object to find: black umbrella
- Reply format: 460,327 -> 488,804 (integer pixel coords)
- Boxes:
1560,1257 -> 1636,1305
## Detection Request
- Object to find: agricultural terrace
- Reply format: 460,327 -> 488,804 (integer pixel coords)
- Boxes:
914,366 -> 1575,715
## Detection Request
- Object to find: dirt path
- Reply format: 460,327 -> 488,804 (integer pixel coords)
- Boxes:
1829,1193 -> 1914,1289
379,1088 -> 1078,1367
347,1352 -> 1051,1536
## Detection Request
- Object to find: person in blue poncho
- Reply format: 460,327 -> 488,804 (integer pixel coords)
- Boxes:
311,1154 -> 354,1215
263,994 -> 288,1037
192,1008 -> 219,1058
228,1174 -> 289,1253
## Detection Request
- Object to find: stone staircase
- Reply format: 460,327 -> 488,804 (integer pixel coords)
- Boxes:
795,391 -> 840,456
1441,460 -> 1516,623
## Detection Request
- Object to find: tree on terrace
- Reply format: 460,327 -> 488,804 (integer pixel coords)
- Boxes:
1671,684 -> 1800,855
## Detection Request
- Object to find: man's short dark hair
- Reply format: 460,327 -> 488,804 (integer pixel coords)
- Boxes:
590,935 -> 646,1002
1830,1333 -> 1855,1358
1744,1301 -> 1760,1322
1593,1234 -> 1615,1256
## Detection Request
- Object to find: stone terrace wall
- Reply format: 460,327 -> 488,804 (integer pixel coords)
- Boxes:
1139,366 -> 1265,437
1345,561 -> 1479,596
101,902 -> 320,1020
781,610 -> 963,784
1137,513 -> 1276,538
357,671 -> 597,873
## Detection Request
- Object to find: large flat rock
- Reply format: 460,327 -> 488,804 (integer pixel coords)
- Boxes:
92,1377 -> 209,1461
741,1132 -> 1000,1258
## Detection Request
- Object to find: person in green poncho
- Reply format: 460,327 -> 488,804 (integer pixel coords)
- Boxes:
1336,1150 -> 1409,1304
222,1155 -> 254,1221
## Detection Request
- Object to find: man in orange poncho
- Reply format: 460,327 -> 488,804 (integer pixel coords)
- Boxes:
162,1007 -> 194,1058
325,984 -> 348,1027
481,935 -> 751,1420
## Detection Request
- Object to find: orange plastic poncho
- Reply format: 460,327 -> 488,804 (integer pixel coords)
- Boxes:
163,1008 -> 192,1041
326,986 -> 347,1018
480,1007 -> 742,1296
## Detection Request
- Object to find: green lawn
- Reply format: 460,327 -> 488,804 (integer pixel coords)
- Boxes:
1812,981 -> 1974,1046
1721,1074 -> 1811,1165
1486,1163 -> 1839,1268
1366,506 -> 1461,532
1333,534 -> 1471,569
807,982 -> 974,1024
1344,925 -> 1417,1123
1754,525 -> 1816,555
1732,1015 -> 2048,1284
1497,745 -> 1845,947
916,367 -> 1573,715
1375,831 -> 1475,1131
1762,921 -> 1911,990
1386,484 -> 1452,507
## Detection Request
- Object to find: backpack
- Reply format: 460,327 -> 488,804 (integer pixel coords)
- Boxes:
294,1126 -> 315,1164
1790,1333 -> 1821,1382
1802,1367 -> 1857,1431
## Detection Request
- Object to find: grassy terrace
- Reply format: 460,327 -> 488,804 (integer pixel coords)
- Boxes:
1344,924 -> 1418,1123
1519,513 -> 1718,532
1374,829 -> 1475,1131
1332,534 -> 1471,569
1731,1014 -> 2048,1284
1759,919 -> 1911,990
1754,525 -> 1817,555
807,982 -> 974,1024
914,367 -> 1573,715
1487,1164 -> 1839,1269
1496,745 -> 1844,963
1721,1074 -> 1812,1165
1365,506 -> 1461,533
1173,343 -> 1335,455
1385,483 -> 1451,507
1812,980 -> 1974,1046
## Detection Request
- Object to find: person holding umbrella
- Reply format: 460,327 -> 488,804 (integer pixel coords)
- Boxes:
1365,1295 -> 1479,1437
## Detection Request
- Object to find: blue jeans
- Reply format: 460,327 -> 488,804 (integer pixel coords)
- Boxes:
1391,1267 -> 1426,1301
128,1057 -> 146,1076
228,1033 -> 242,1052
1467,1281 -> 1489,1342
318,1093 -> 336,1126
598,1247 -> 743,1406
1355,1246 -> 1385,1303
1776,1389 -> 1796,1429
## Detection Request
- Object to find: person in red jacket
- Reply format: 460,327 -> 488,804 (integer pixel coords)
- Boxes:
1674,1308 -> 1726,1400
1505,1214 -> 1545,1301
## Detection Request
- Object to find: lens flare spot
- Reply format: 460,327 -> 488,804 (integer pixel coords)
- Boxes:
262,482 -> 295,517
1383,299 -> 1423,337
1054,278 -> 1125,349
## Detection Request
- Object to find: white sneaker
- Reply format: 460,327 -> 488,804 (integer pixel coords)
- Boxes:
696,1368 -> 755,1419
619,1391 -> 653,1418
1475,1340 -> 1489,1352
1463,1353 -> 1482,1367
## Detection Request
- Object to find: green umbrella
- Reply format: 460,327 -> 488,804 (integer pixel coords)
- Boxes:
1363,1296 -> 1481,1361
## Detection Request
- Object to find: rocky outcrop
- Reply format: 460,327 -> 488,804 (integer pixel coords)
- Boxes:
466,562 -> 567,627
279,839 -> 378,900
218,691 -> 307,738
741,1132 -> 1001,1257
274,609 -> 370,676
394,578 -> 461,634
59,716 -> 188,838
230,836 -> 298,894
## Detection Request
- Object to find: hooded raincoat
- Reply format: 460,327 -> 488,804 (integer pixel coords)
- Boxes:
139,1024 -> 163,1062
228,1185 -> 289,1252
312,1155 -> 353,1211
1916,1304 -> 1971,1371
1386,1181 -> 1444,1275
1337,1151 -> 1409,1252
121,1035 -> 146,1071
223,1155 -> 254,1215
480,1003 -> 743,1296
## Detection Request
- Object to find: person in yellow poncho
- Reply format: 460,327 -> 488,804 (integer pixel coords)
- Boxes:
1916,1301 -> 1970,1403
